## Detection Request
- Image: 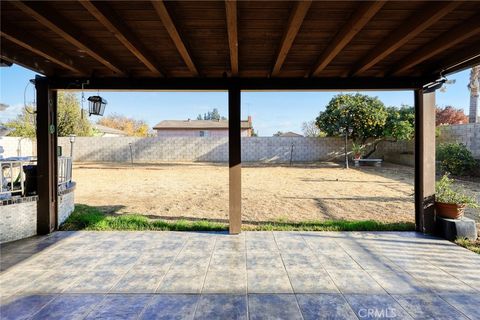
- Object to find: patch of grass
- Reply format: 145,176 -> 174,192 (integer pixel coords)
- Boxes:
455,238 -> 480,254
243,220 -> 415,232
61,204 -> 415,232
60,205 -> 227,232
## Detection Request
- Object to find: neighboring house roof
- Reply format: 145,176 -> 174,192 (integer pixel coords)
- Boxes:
277,131 -> 304,137
93,124 -> 127,136
153,119 -> 252,130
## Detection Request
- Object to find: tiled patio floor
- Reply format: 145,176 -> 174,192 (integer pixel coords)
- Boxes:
1,231 -> 479,319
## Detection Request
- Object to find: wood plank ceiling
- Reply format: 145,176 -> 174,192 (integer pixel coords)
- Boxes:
1,1 -> 479,79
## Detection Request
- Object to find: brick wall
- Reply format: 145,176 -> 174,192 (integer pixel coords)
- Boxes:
58,191 -> 75,225
56,136 -> 412,163
0,200 -> 37,243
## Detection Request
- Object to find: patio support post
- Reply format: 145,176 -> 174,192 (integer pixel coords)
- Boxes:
36,77 -> 58,234
414,88 -> 436,234
228,85 -> 242,234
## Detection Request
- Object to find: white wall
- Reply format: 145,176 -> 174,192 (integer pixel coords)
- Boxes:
0,137 -> 36,158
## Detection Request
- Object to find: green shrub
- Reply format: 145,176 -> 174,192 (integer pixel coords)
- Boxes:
436,143 -> 476,176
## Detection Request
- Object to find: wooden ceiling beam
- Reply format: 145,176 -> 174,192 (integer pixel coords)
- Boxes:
309,1 -> 385,77
423,41 -> 480,77
390,15 -> 480,76
80,0 -> 164,77
11,1 -> 125,76
151,0 -> 199,77
350,1 -> 462,77
271,0 -> 312,77
0,44 -> 55,75
225,0 -> 238,77
1,25 -> 87,75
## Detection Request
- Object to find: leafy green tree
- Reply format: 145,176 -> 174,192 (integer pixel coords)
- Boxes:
5,92 -> 93,137
4,106 -> 37,138
57,92 -> 92,136
316,94 -> 414,158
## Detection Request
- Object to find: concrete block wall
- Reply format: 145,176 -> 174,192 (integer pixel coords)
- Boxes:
242,137 -> 345,162
1,124 -> 477,163
57,136 -> 414,163
439,124 -> 480,158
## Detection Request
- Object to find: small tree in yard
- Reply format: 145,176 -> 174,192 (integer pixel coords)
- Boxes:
316,93 -> 414,158
436,106 -> 468,126
302,120 -> 326,137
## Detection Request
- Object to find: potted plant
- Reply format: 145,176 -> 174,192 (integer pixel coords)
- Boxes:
435,174 -> 479,219
351,143 -> 364,160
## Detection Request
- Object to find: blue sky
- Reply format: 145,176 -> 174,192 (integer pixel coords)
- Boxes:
0,64 -> 472,136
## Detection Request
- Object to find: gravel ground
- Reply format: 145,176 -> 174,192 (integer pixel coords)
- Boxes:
72,162 -> 424,224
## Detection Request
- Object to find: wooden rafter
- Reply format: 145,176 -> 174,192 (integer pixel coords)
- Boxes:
80,0 -> 164,77
271,0 -> 311,77
424,41 -> 480,77
225,0 -> 238,76
151,0 -> 199,76
0,44 -> 54,75
350,1 -> 461,77
1,25 -> 87,75
391,15 -> 480,76
309,1 -> 385,77
11,1 -> 125,76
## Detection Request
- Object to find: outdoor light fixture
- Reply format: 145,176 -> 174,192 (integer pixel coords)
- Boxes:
87,96 -> 107,116
69,134 -> 76,158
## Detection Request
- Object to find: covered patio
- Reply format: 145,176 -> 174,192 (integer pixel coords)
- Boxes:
1,231 -> 480,319
2,0 -> 480,235
1,0 -> 480,319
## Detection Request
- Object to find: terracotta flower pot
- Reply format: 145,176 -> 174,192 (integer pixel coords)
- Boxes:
435,202 -> 465,219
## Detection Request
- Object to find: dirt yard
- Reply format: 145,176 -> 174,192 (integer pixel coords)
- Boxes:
73,162 -> 425,224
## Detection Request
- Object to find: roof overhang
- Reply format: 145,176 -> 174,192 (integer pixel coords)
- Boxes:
2,1 -> 479,89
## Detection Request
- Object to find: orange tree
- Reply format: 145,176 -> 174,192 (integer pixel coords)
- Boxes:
315,93 -> 414,158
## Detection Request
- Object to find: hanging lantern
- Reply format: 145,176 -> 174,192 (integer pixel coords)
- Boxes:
87,96 -> 107,116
